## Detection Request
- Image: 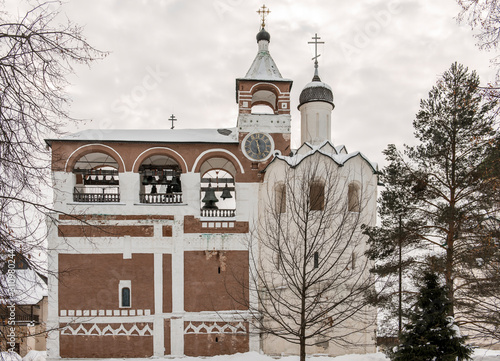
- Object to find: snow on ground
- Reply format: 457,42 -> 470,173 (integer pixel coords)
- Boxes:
70,349 -> 500,361
3,349 -> 499,361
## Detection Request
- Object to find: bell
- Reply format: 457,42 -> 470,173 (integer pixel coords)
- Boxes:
142,176 -> 150,185
171,176 -> 182,193
221,184 -> 232,200
202,183 -> 219,209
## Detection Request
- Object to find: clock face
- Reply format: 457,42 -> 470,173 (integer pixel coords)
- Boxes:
243,133 -> 273,161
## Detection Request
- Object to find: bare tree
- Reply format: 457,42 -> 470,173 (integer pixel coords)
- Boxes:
0,0 -> 105,351
246,152 -> 377,361
458,0 -> 500,115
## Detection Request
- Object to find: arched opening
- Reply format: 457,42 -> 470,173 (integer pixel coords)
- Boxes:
251,89 -> 277,112
72,152 -> 120,202
139,155 -> 182,204
348,182 -> 360,212
199,157 -> 236,218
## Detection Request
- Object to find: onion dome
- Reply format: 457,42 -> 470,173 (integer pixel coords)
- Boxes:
298,71 -> 334,108
256,28 -> 271,42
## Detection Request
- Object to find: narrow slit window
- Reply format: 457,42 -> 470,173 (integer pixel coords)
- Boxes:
275,183 -> 286,213
314,252 -> 319,268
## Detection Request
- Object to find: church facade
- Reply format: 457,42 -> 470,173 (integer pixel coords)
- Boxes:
46,14 -> 378,359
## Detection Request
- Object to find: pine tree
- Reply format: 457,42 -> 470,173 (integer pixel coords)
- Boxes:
365,62 -> 500,340
388,272 -> 473,361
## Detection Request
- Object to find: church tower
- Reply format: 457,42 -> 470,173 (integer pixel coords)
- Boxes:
236,6 -> 293,161
298,34 -> 335,145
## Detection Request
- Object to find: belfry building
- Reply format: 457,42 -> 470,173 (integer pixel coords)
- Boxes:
46,11 -> 379,359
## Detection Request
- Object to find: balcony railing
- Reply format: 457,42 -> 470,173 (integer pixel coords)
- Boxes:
140,193 -> 183,204
0,314 -> 39,324
73,187 -> 120,203
200,209 -> 236,218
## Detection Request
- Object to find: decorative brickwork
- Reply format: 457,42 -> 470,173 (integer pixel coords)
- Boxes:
60,323 -> 153,336
59,322 -> 154,358
184,321 -> 247,334
184,216 -> 249,234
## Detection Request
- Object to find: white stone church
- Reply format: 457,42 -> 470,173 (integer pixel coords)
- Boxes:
46,8 -> 379,358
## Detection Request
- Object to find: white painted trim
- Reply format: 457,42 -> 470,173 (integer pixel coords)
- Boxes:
64,143 -> 126,172
131,147 -> 189,174
191,149 -> 245,174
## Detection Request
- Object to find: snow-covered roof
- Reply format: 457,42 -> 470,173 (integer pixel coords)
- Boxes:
0,269 -> 48,305
267,140 -> 378,174
241,40 -> 291,82
302,80 -> 333,91
46,128 -> 239,145
295,141 -> 348,156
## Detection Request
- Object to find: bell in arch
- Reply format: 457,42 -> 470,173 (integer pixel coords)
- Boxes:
221,184 -> 232,200
202,183 -> 219,209
171,176 -> 182,193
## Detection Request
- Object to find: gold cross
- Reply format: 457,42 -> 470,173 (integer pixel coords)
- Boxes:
257,4 -> 270,28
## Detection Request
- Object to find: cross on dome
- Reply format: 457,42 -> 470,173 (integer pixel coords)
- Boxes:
257,4 -> 270,28
308,33 -> 325,81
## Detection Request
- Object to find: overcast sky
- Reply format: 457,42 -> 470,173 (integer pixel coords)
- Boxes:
27,0 -> 500,167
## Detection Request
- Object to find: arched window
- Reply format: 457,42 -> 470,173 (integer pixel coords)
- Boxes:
199,157 -> 237,218
73,152 -> 120,202
275,183 -> 286,213
348,183 -> 360,212
310,181 -> 325,211
119,280 -> 131,308
139,155 -> 182,204
121,287 -> 131,308
200,168 -> 235,218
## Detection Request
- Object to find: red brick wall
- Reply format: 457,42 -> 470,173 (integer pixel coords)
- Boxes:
164,319 -> 171,355
58,225 -> 154,237
184,251 -> 249,312
184,333 -> 249,356
58,254 -> 154,312
163,254 -> 172,313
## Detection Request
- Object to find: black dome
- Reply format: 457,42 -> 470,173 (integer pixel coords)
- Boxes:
256,28 -> 271,42
299,81 -> 334,108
